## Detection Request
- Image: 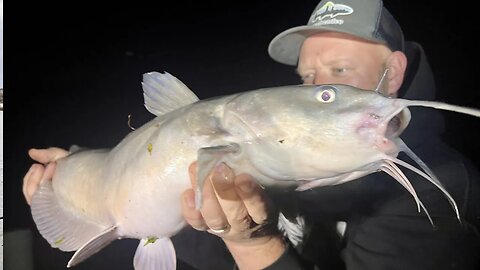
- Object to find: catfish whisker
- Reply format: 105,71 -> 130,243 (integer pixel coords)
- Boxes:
380,160 -> 434,225
380,160 -> 421,212
384,155 -> 460,222
394,138 -> 442,190
383,159 -> 419,205
401,100 -> 480,118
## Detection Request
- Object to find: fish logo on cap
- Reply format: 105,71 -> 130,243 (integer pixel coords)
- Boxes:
311,1 -> 354,25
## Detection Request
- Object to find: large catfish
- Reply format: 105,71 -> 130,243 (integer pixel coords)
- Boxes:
30,72 -> 480,269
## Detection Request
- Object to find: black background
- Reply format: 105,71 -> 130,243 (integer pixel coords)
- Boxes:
4,1 -> 480,269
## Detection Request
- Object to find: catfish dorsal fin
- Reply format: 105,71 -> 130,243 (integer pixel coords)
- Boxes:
142,71 -> 200,116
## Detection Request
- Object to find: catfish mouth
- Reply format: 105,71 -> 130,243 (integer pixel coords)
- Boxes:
384,109 -> 411,140
385,115 -> 402,139
357,107 -> 410,145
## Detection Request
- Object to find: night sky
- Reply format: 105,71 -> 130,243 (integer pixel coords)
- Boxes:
4,1 -> 480,269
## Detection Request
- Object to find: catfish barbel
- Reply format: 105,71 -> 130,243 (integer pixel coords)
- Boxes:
30,71 -> 480,269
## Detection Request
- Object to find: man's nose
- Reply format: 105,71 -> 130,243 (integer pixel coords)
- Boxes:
313,73 -> 329,85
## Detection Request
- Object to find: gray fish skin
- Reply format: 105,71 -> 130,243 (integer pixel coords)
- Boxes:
30,72 -> 480,269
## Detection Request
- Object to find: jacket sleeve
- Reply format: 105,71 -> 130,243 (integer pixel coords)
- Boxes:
340,186 -> 480,270
261,243 -> 315,270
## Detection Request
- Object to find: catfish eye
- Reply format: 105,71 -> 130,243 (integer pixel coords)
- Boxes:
316,88 -> 336,103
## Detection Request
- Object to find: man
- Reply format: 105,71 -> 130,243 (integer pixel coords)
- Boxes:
23,0 -> 480,269
181,0 -> 480,269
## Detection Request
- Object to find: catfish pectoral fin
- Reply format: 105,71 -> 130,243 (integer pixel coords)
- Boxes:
195,143 -> 240,209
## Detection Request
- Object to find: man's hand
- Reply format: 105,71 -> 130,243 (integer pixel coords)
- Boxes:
23,147 -> 69,205
181,162 -> 286,269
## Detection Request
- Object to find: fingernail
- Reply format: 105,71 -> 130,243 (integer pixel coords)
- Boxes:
239,180 -> 255,193
184,193 -> 195,209
214,163 -> 232,182
27,165 -> 36,175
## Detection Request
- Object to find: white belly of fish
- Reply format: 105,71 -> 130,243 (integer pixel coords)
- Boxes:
31,109 -> 207,269
105,117 -> 205,238
52,127 -> 206,240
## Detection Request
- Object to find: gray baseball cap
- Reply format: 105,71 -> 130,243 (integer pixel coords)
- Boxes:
268,0 -> 405,66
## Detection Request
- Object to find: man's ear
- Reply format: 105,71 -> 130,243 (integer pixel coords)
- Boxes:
385,51 -> 407,96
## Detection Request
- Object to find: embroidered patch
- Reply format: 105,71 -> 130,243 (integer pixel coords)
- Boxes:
311,1 -> 354,26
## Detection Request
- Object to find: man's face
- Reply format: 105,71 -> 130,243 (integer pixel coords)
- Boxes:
297,32 -> 392,91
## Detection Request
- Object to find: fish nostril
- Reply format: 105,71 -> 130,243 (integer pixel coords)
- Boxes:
369,113 -> 381,120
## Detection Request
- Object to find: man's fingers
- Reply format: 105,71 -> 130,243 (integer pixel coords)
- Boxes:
22,164 -> 44,205
210,164 -> 251,232
42,162 -> 57,183
28,147 -> 69,164
181,189 -> 208,231
188,162 -> 198,187
234,174 -> 269,225
210,163 -> 236,198
187,162 -> 230,231
200,174 -> 229,231
22,162 -> 58,205
186,161 -> 271,239
185,164 -> 209,230
23,147 -> 67,205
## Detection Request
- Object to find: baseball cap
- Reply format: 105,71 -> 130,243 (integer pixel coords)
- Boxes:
268,0 -> 405,66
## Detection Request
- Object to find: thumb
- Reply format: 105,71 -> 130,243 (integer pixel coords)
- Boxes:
28,147 -> 69,164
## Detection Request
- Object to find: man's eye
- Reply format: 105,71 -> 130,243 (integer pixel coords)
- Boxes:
301,73 -> 314,84
333,68 -> 347,75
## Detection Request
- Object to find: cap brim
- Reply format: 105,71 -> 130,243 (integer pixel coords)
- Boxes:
268,25 -> 386,66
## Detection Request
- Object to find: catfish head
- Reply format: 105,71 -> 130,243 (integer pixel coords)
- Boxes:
213,83 -> 480,224
221,84 -> 410,182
